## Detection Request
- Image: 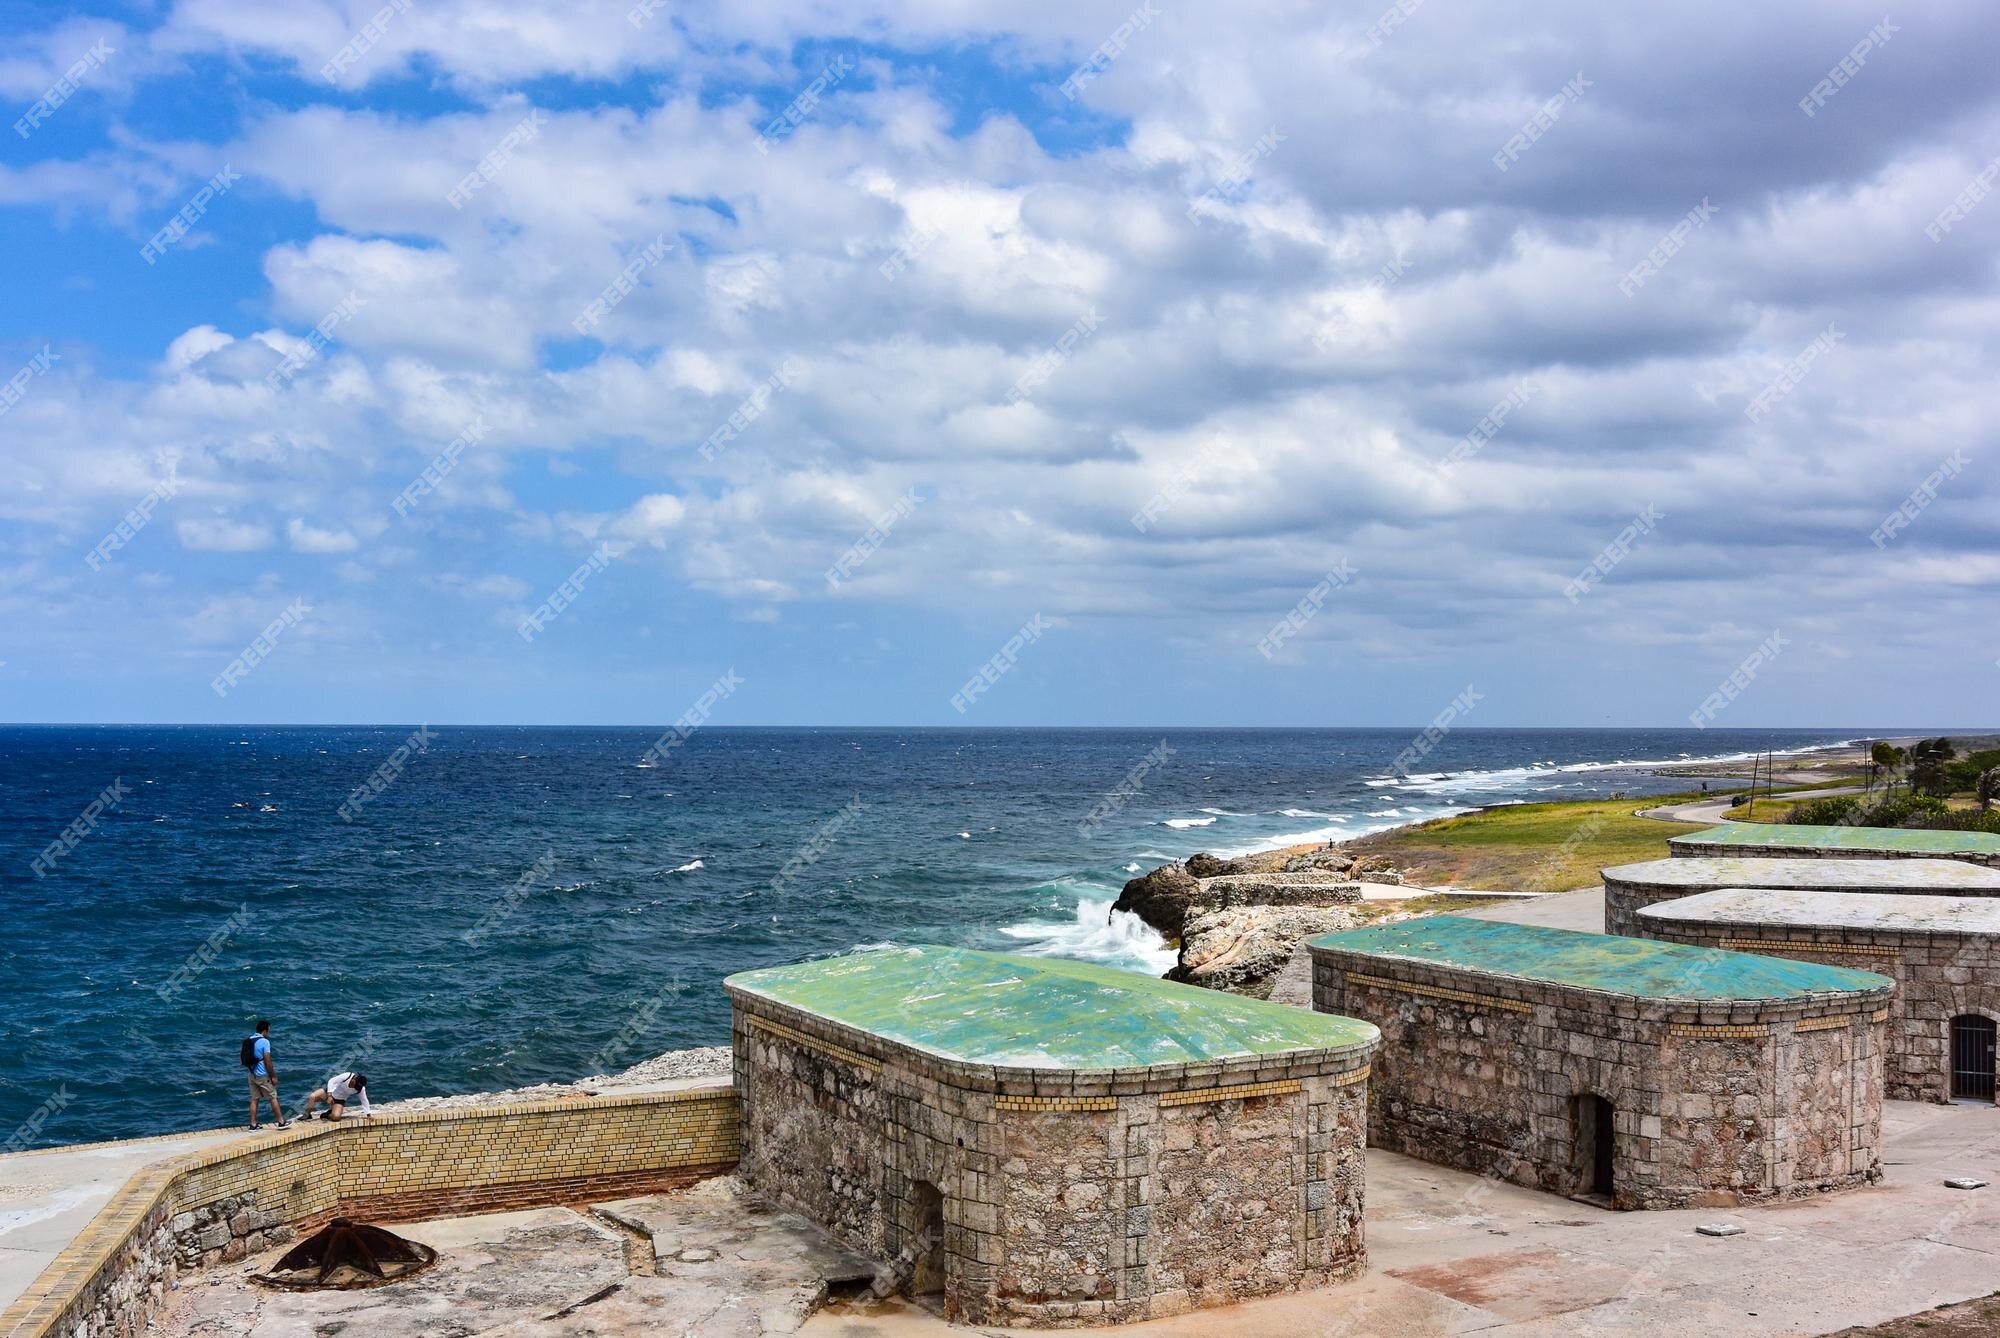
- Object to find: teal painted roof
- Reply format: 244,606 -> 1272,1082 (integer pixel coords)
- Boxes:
725,945 -> 1378,1071
1678,822 -> 2000,856
1310,916 -> 1890,1002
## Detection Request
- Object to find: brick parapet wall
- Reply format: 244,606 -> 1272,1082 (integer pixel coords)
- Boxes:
1639,913 -> 1998,1104
0,1085 -> 738,1338
1307,944 -> 1885,1209
729,994 -> 1374,1328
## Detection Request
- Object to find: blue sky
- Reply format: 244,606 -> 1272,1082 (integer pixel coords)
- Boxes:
2,0 -> 1996,726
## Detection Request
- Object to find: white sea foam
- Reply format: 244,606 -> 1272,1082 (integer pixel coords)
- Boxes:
1277,808 -> 1335,819
1162,817 -> 1217,829
999,897 -> 1176,976
1210,806 -> 1471,858
667,859 -> 704,874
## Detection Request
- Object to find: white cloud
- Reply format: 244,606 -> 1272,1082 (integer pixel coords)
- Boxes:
177,517 -> 275,551
287,517 -> 360,553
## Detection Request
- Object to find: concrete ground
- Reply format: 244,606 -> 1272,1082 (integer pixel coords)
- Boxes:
0,1128 -> 240,1316
1454,885 -> 1605,933
158,1177 -> 879,1337
134,1100 -> 2000,1338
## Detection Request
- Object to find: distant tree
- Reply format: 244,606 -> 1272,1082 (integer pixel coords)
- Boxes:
1910,737 -> 1957,798
1870,741 -> 1906,794
1980,768 -> 2000,814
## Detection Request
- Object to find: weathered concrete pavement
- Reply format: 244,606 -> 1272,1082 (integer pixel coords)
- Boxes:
156,1176 -> 880,1338
0,1129 -> 240,1318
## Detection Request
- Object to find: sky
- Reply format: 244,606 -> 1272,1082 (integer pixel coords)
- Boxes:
0,0 -> 1995,728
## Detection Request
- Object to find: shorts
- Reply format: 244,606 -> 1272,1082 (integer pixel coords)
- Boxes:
249,1074 -> 277,1101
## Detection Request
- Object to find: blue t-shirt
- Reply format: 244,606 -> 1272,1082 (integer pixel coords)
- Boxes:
251,1036 -> 271,1077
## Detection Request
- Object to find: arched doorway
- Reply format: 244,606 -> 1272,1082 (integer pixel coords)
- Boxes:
908,1180 -> 947,1297
1572,1093 -> 1614,1199
1951,1015 -> 1996,1101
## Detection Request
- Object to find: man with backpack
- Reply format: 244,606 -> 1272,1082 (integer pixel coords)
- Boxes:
241,1019 -> 289,1130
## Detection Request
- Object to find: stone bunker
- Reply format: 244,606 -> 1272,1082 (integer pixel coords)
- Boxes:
1600,855 -> 2000,937
1640,888 -> 2000,1106
724,945 -> 1379,1327
1669,822 -> 2000,869
1309,917 -> 1893,1210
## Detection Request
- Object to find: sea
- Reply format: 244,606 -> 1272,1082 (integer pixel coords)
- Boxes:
0,725 -> 1856,1147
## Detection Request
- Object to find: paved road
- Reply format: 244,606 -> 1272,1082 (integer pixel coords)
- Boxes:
1636,785 -> 1866,826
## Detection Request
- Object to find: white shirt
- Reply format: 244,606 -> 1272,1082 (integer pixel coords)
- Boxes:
326,1073 -> 371,1116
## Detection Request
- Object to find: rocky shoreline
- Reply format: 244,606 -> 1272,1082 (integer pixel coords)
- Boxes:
1113,842 -> 1413,1001
371,1045 -> 732,1116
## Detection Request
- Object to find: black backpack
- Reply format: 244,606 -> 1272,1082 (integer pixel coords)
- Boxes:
240,1035 -> 261,1069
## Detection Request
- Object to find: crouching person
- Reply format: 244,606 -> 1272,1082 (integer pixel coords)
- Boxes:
300,1071 -> 371,1121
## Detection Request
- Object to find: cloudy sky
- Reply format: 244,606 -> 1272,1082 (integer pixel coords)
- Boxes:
1,0 -> 1994,727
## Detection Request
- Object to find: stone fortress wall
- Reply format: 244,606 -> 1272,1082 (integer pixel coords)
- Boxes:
1310,925 -> 1891,1210
1602,856 -> 2000,937
1639,889 -> 2000,1105
728,969 -> 1376,1328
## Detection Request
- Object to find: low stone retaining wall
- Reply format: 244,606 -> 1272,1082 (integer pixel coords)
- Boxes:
0,1085 -> 738,1338
1193,875 -> 1364,913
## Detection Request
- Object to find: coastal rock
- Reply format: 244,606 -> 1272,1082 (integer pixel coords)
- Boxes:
1357,870 -> 1404,886
1184,852 -> 1243,879
1113,863 -> 1202,937
1168,906 -> 1355,999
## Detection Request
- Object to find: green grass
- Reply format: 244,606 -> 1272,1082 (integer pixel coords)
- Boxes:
1339,796 -> 1708,893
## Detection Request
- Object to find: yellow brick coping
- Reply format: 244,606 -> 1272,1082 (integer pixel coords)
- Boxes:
1160,1079 -> 1302,1107
0,1084 -> 739,1338
1344,971 -> 1535,1015
746,1015 -> 884,1074
995,1095 -> 1119,1112
1795,1013 -> 1866,1033
1718,938 -> 1888,958
1666,1022 -> 1770,1038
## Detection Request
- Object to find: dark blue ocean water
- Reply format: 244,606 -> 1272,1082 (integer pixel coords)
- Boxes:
0,725 -> 1854,1146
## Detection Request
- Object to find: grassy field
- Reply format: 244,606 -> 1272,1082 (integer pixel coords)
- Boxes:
1336,796 -> 1709,892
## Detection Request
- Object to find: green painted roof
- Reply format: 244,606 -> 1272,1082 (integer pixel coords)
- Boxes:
1310,916 -> 1891,1002
724,945 -> 1378,1071
1676,822 -> 2000,856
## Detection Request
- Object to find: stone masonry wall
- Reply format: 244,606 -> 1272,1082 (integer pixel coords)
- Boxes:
1604,870 -> 2000,938
1311,951 -> 1885,1209
1642,917 -> 1997,1104
1667,836 -> 2000,869
731,999 -> 1371,1328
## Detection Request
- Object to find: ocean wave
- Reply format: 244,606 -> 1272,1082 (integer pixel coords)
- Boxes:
1384,739 -> 1856,798
1210,806 -> 1471,858
666,859 -> 704,874
1162,817 -> 1217,829
998,898 -> 1176,976
1198,807 -> 1253,817
1277,808 -> 1336,819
